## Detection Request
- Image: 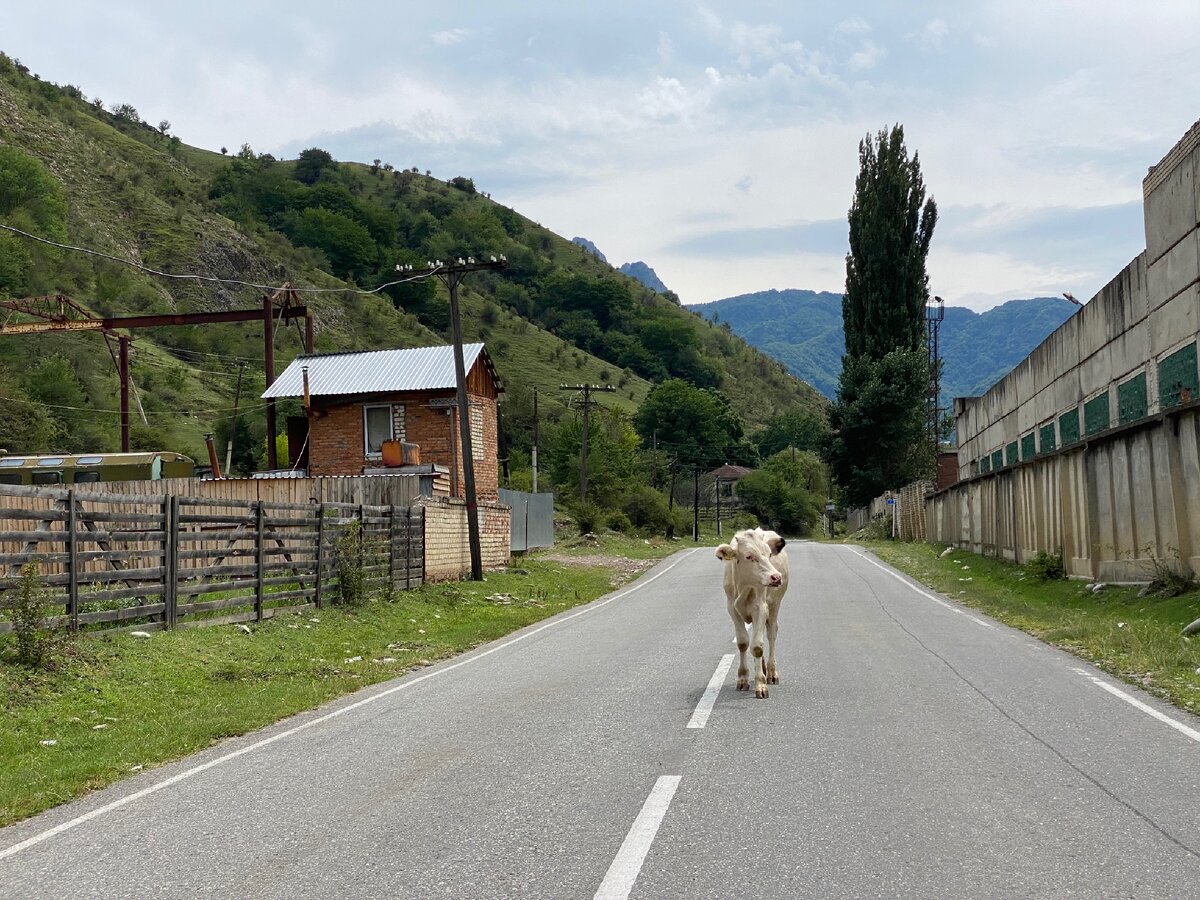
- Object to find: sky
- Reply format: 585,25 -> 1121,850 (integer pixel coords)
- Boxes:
6,2 -> 1199,310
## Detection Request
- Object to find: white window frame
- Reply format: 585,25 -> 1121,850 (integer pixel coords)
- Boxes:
363,404 -> 394,457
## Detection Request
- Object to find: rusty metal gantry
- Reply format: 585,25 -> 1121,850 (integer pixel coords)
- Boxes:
0,288 -> 312,463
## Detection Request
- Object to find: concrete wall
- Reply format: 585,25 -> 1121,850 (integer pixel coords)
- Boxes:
422,497 -> 511,581
935,119 -> 1200,579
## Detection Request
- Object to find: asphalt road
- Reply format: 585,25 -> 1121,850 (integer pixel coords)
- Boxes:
2,542 -> 1199,899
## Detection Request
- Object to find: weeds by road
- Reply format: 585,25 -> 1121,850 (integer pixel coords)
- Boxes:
859,540 -> 1200,715
0,543 -> 678,827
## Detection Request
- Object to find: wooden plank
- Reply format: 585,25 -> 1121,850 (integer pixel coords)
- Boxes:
178,513 -> 257,524
176,580 -> 257,599
165,495 -> 177,629
177,595 -> 261,615
58,510 -> 166,524
314,503 -> 325,610
79,584 -> 169,604
67,490 -> 78,630
255,502 -> 265,622
77,603 -> 166,625
0,509 -> 69,522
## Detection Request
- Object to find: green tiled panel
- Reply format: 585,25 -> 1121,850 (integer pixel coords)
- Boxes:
1158,342 -> 1198,408
991,449 -> 1003,470
1020,433 -> 1036,460
1005,441 -> 1018,466
979,456 -> 991,474
1084,393 -> 1110,435
1059,408 -> 1080,445
1039,423 -> 1056,454
1118,372 -> 1147,424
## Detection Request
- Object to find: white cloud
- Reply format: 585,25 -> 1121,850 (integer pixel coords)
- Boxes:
431,28 -> 469,46
910,19 -> 948,51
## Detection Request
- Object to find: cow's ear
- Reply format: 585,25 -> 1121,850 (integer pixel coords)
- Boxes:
768,535 -> 787,555
716,543 -> 737,561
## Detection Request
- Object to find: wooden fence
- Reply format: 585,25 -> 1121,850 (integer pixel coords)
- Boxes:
0,483 -> 424,635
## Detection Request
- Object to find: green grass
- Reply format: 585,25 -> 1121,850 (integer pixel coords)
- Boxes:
858,540 -> 1200,714
0,553 -> 664,826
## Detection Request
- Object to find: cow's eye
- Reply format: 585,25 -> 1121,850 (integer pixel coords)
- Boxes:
745,554 -> 755,561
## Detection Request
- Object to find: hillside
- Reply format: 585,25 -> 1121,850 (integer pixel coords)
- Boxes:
689,290 -> 1078,402
0,54 -> 824,468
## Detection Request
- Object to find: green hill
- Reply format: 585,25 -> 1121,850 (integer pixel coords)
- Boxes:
0,54 -> 824,468
689,290 -> 1077,404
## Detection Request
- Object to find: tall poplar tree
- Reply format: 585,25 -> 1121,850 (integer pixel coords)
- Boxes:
828,125 -> 938,507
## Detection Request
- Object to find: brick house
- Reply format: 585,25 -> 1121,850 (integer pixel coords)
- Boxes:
261,344 -> 502,499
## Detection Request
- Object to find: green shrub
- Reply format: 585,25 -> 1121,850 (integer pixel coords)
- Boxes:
569,500 -> 602,535
604,510 -> 632,532
1027,550 -> 1066,581
5,563 -> 52,667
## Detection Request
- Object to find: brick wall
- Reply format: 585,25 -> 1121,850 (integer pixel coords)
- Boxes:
307,391 -> 499,499
422,497 -> 511,581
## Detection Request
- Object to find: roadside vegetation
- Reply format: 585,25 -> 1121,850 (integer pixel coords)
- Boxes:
0,543 -> 680,827
859,540 -> 1200,714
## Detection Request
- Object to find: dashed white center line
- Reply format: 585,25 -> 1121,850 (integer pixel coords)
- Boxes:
594,776 -> 682,900
1072,668 -> 1200,744
848,548 -> 994,629
687,654 -> 734,729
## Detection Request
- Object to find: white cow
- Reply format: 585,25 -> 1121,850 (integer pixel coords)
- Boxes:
715,528 -> 789,699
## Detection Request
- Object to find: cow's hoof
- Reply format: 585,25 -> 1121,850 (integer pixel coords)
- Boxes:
755,684 -> 769,699
737,676 -> 749,691
768,674 -> 780,685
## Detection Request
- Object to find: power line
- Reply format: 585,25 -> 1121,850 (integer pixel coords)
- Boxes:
0,222 -> 441,295
0,392 -> 275,418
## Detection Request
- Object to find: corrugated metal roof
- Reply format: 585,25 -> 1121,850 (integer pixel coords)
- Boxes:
261,344 -> 488,399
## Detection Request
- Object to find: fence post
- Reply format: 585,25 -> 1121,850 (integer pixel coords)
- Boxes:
165,495 -> 178,628
255,500 -> 265,621
389,505 -> 398,588
314,503 -> 325,610
67,489 -> 78,631
405,506 -> 413,590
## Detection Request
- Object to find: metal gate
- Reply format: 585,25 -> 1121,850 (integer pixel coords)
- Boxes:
498,489 -> 554,552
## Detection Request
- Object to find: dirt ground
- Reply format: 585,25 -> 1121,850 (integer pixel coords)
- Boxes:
537,553 -> 658,587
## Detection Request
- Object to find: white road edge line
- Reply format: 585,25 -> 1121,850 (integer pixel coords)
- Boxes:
848,547 -> 994,629
1072,668 -> 1200,744
0,550 -> 702,862
594,775 -> 682,900
687,654 -> 734,729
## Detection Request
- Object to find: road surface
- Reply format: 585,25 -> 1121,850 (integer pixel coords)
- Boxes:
2,542 -> 1199,898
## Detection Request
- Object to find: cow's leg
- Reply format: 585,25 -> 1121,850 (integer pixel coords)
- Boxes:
749,597 -> 770,698
765,600 -> 781,685
728,603 -> 751,691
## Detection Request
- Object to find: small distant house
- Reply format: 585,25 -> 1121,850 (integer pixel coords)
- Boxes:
709,463 -> 753,504
262,344 -> 502,499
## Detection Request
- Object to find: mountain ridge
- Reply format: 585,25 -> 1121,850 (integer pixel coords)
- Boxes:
688,290 -> 1077,401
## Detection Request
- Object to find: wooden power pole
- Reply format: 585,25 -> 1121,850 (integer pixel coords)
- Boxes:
560,383 -> 616,502
429,257 -> 508,581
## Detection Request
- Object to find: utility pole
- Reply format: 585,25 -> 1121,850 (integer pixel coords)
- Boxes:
560,383 -> 616,501
714,476 -> 721,537
225,361 -> 246,476
118,335 -> 130,452
692,464 -> 700,542
430,256 -> 508,581
531,387 -> 539,494
926,295 -> 945,454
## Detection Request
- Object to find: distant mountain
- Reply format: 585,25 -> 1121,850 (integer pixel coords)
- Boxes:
571,236 -> 607,263
688,290 -> 1077,402
619,261 -> 669,293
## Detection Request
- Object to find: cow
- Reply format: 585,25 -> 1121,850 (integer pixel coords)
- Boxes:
715,528 -> 789,699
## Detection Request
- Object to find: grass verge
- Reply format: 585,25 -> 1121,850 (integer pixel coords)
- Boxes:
858,540 -> 1200,714
0,549 -> 672,827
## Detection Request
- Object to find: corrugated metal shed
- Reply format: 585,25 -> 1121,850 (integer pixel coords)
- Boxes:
262,344 -> 491,399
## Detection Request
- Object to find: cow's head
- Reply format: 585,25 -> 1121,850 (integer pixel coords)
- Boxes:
716,529 -> 783,587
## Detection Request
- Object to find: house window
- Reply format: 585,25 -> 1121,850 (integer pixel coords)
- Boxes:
470,407 -> 485,460
363,405 -> 393,456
